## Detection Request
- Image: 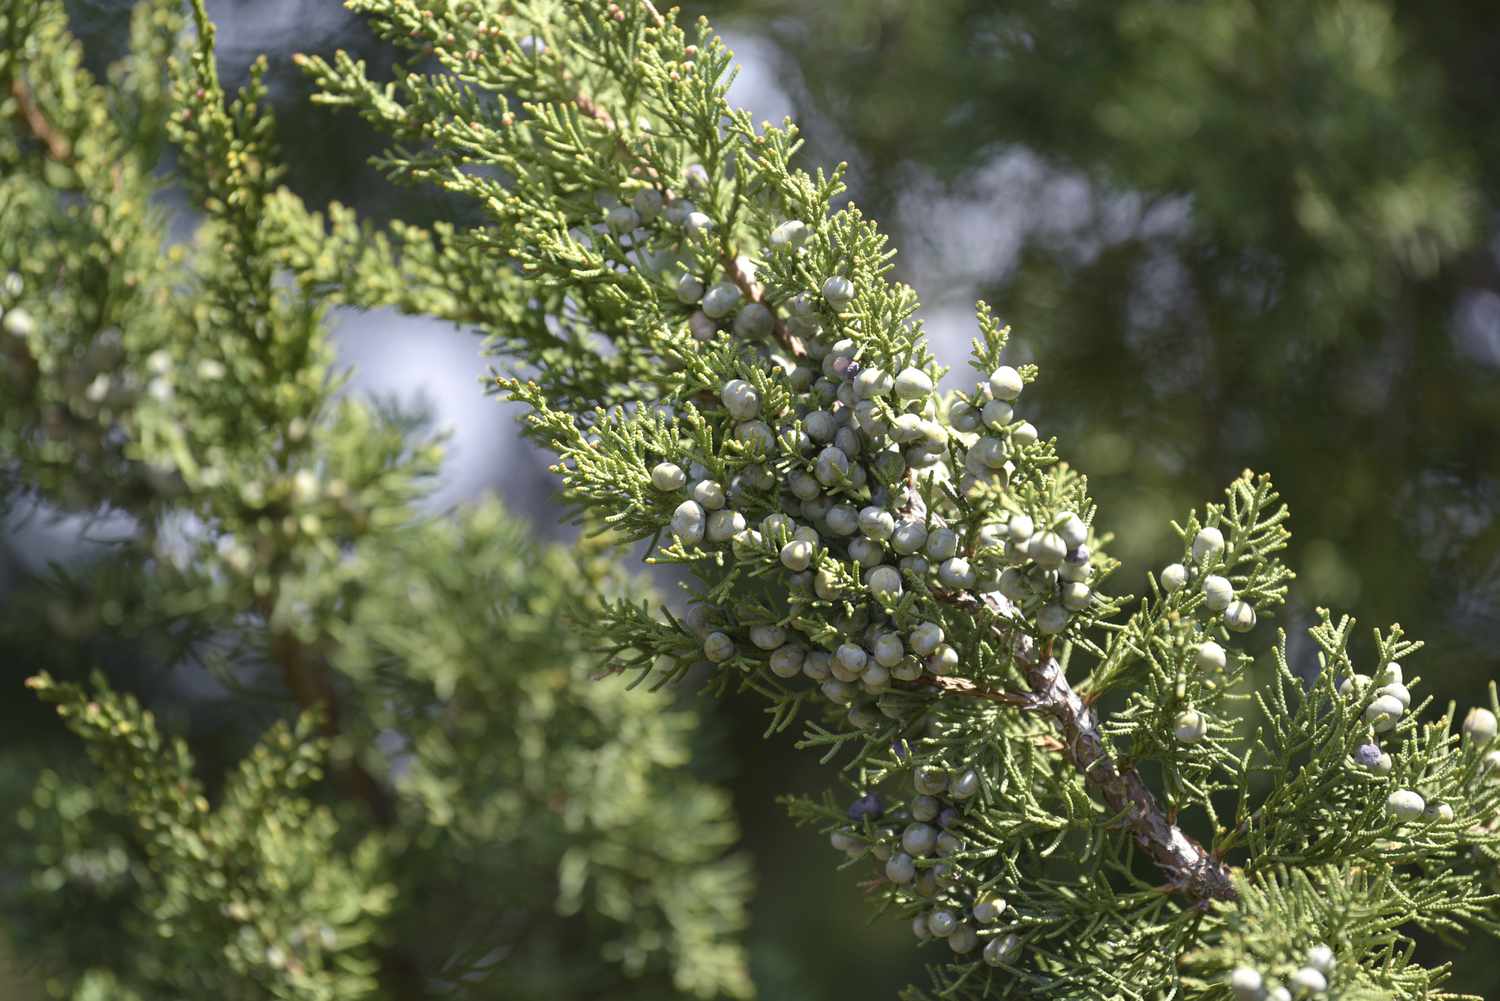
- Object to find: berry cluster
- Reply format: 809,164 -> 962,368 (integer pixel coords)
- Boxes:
1230,943 -> 1337,1000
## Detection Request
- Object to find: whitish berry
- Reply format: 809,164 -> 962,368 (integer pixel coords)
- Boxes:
822,275 -> 855,308
1386,789 -> 1425,821
1197,641 -> 1228,672
901,555 -> 930,577
1269,989 -> 1292,1001
701,281 -> 741,318
631,188 -> 662,221
671,500 -> 706,544
1007,514 -> 1035,543
988,366 -> 1023,401
651,462 -> 686,491
983,933 -> 1021,967
1224,599 -> 1257,632
3,308 -> 34,338
1011,421 -> 1039,446
950,768 -> 980,800
926,644 -> 959,675
1202,574 -> 1234,611
1229,967 -> 1265,1001
692,480 -> 726,510
848,537 -> 883,566
821,679 -> 856,705
1305,945 -> 1334,976
1161,562 -> 1189,592
1173,709 -> 1208,744
689,310 -> 717,341
920,527 -> 955,561
937,557 -> 975,589
703,631 -> 735,663
1055,512 -> 1087,549
859,506 -> 896,540
1463,707 -> 1498,743
1037,603 -> 1070,635
893,367 -> 934,401
902,822 -> 939,856
854,366 -> 894,399
826,504 -> 859,537
911,913 -> 933,941
973,895 -> 1006,924
867,565 -> 903,601
749,624 -> 786,651
891,519 -> 929,555
998,569 -> 1029,601
815,446 -> 851,485
1192,526 -> 1226,563
780,539 -> 815,571
1338,673 -> 1370,696
1379,682 -> 1411,710
885,852 -> 917,884
685,210 -> 715,237
770,219 -> 810,248
914,766 -> 949,795
1377,662 -> 1403,685
706,509 -> 745,542
1425,801 -> 1455,822
720,378 -> 760,419
517,35 -> 545,56
734,302 -> 774,338
1028,530 -> 1067,570
1288,967 -> 1327,995
981,398 -> 1013,428
947,924 -> 978,954
1060,581 -> 1091,612
769,645 -> 805,678
935,831 -> 965,857
802,650 -> 832,681
1364,693 -> 1405,732
910,622 -> 944,656
926,908 -> 958,937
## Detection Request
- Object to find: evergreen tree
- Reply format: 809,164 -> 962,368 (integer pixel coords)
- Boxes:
3,1 -> 1498,1000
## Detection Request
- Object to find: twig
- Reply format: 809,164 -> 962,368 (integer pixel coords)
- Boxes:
9,76 -> 71,162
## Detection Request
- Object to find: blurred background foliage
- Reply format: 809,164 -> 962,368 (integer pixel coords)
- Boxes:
3,0 -> 1498,998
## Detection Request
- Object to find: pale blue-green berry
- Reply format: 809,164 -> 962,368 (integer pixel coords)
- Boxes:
1372,752 -> 1394,775
518,34 -> 545,56
815,445 -> 851,485
1463,707 -> 1498,743
829,657 -> 861,684
1386,789 -> 1425,821
675,273 -> 706,303
849,537 -> 884,566
749,624 -> 787,651
998,569 -> 1029,602
911,913 -> 933,941
950,768 -> 980,800
703,631 -> 735,663
910,622 -> 944,656
720,378 -> 760,419
1030,530 -> 1068,569
926,908 -> 959,937
900,555 -> 930,576
905,443 -> 943,469
1377,661 -> 1402,685
1173,709 -> 1208,744
692,479 -> 726,510
988,366 -> 1023,401
1424,801 -> 1455,822
893,367 -> 934,401
706,508 -> 746,542
701,281 -> 741,318
976,523 -> 1006,551
859,505 -> 896,540
867,565 -> 903,601
1008,513 -> 1035,543
4,307 -> 35,337
1059,559 -> 1092,583
805,409 -> 837,442
829,827 -> 859,853
862,663 -> 891,691
925,527 -> 959,560
685,210 -> 715,237
890,412 -> 925,443
822,679 -> 856,704
1306,946 -> 1334,976
672,499 -> 706,543
855,400 -> 892,436
951,401 -> 982,435
910,794 -> 940,822
833,426 -> 862,458
780,539 -> 814,571
804,494 -> 833,521
981,399 -> 1013,429
849,703 -> 882,730
762,513 -> 795,539
1364,693 -> 1404,732
1229,967 -> 1265,1001
822,274 -> 855,308
1,273 -> 21,298
972,895 -> 1006,924
1060,581 -> 1091,612
1037,603 -> 1070,635
1197,641 -> 1228,672
1288,968 -> 1327,995
651,462 -> 686,491
803,650 -> 832,681
1224,599 -> 1257,632
892,657 -> 923,682
970,436 -> 1007,469
1379,682 -> 1411,710
912,870 -> 939,898
1161,562 -> 1189,592
1011,421 -> 1039,446
915,765 -> 949,795
770,219 -> 810,248
734,302 -> 774,338
948,924 -> 978,954
891,519 -> 928,555
855,366 -> 894,399
826,503 -> 859,537
1055,512 -> 1087,549
1202,574 -> 1234,611
886,851 -> 917,884
632,187 -> 662,220
769,645 -> 805,678
606,205 -> 639,231
789,471 -> 821,501
938,557 -> 975,589
902,822 -> 938,856
927,644 -> 959,675
836,642 -> 869,674
1192,526 -> 1226,563
689,310 -> 716,341
983,933 -> 1021,967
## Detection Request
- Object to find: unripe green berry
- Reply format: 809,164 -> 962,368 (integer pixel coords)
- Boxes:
1054,512 -> 1087,549
703,631 -> 735,663
867,565 -> 903,601
1288,967 -> 1326,995
926,643 -> 959,675
891,519 -> 928,555
769,645 -> 805,678
1060,580 -> 1091,612
749,624 -> 786,651
972,895 -> 1006,924
947,924 -> 978,954
1424,801 -> 1455,823
1011,421 -> 1039,446
914,766 -> 948,795
981,399 -> 1013,428
983,933 -> 1021,966
910,794 -> 940,822
902,822 -> 938,856
950,768 -> 980,800
910,622 -> 944,656
937,557 -> 975,589
770,219 -> 809,248
893,367 -> 934,401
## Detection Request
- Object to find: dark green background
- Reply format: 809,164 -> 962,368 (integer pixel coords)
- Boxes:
4,0 -> 1498,997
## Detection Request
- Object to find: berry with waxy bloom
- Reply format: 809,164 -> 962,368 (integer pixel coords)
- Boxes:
1202,574 -> 1234,611
988,366 -> 1023,401
1464,707 -> 1498,743
1161,562 -> 1189,592
1386,788 -> 1425,821
822,275 -> 855,308
1192,526 -> 1226,563
652,462 -> 686,491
